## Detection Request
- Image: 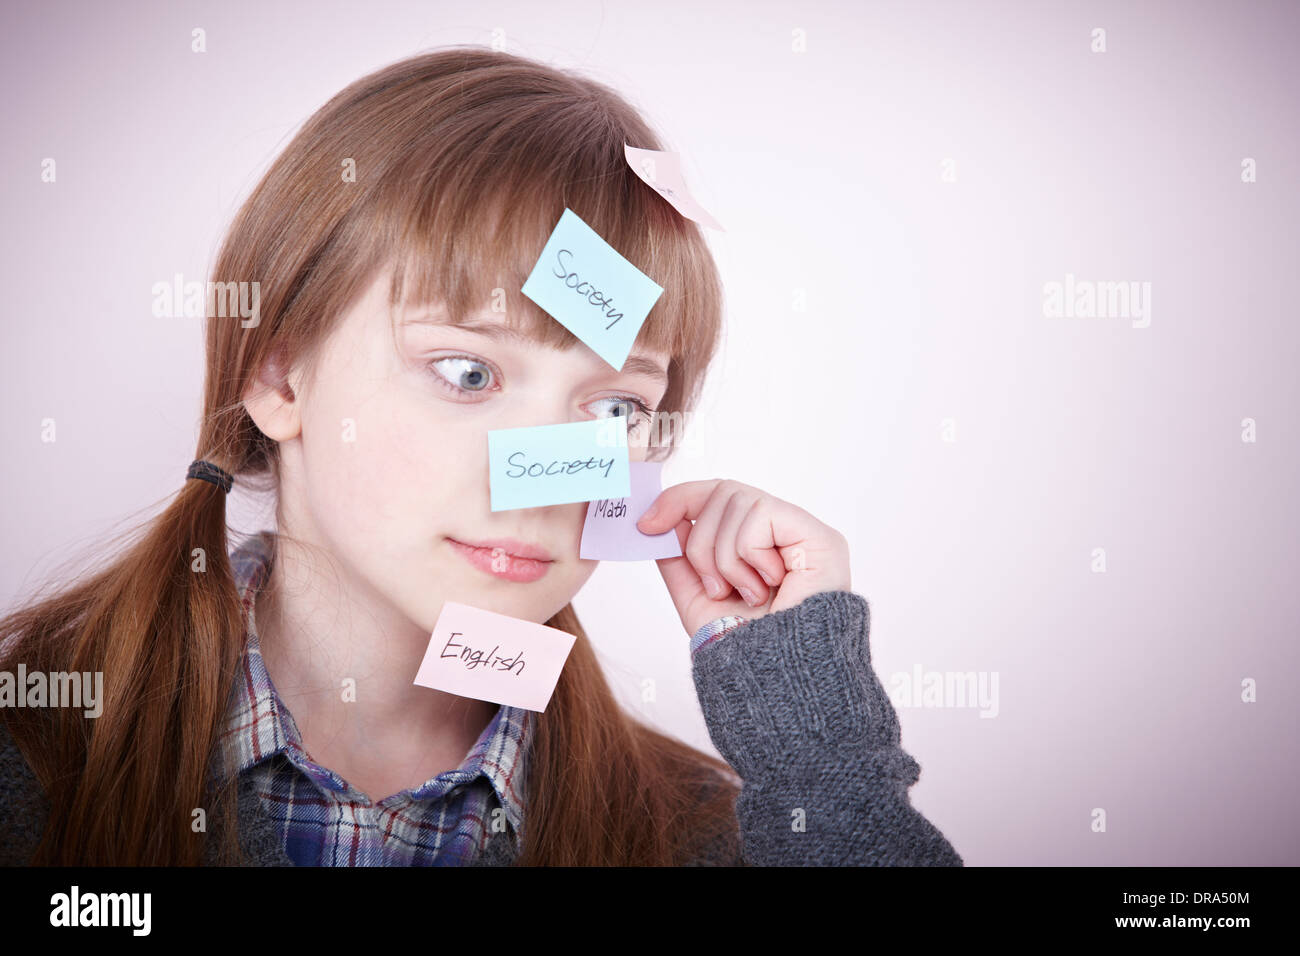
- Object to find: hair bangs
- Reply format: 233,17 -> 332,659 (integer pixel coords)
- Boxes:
382,117 -> 720,372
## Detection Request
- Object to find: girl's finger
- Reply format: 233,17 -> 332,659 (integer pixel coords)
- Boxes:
636,479 -> 732,534
681,482 -> 737,600
733,497 -> 789,591
652,518 -> 707,620
713,492 -> 770,606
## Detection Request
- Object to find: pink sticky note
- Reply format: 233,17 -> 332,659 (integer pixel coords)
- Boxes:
624,144 -> 724,231
413,601 -> 577,712
580,460 -> 683,561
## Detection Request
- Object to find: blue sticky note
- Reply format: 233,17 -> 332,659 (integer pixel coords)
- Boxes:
520,208 -> 664,371
488,417 -> 631,512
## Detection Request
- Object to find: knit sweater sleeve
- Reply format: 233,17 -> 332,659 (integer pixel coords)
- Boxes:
689,589 -> 964,866
0,721 -> 48,866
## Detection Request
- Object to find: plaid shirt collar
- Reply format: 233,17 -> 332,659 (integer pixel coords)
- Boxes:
213,530 -> 532,836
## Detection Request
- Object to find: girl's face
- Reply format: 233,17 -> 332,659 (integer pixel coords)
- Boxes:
255,264 -> 671,634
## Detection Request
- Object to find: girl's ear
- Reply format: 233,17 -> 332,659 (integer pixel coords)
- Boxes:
243,347 -> 302,441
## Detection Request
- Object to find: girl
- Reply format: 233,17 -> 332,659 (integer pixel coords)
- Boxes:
0,46 -> 962,866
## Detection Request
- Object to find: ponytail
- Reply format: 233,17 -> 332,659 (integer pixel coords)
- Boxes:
1,469 -> 248,865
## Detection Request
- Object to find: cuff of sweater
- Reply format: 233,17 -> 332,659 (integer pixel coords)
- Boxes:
689,590 -> 897,781
690,614 -> 749,657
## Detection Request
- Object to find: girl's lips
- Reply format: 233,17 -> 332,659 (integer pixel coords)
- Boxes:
447,537 -> 553,583
450,536 -> 553,561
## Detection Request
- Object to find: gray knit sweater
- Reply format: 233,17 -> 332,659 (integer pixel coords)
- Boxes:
0,589 -> 962,866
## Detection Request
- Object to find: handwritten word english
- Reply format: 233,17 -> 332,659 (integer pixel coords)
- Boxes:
440,632 -> 526,675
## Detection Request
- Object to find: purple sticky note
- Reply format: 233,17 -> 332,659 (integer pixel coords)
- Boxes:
580,460 -> 683,561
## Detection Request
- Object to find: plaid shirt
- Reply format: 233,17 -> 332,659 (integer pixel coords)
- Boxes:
215,531 -> 746,866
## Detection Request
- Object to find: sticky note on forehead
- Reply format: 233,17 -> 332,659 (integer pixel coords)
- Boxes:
580,460 -> 682,561
414,601 -> 577,712
520,208 -> 664,371
624,144 -> 724,231
488,416 -> 631,512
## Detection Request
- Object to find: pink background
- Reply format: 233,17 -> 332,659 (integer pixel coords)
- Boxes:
2,0 -> 1296,864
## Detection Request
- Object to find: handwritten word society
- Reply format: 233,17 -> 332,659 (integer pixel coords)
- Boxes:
505,451 -> 618,479
550,249 -> 624,330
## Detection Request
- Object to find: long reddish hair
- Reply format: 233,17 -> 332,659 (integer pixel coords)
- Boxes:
1,47 -> 740,865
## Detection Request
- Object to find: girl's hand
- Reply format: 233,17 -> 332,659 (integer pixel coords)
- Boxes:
635,479 -> 851,638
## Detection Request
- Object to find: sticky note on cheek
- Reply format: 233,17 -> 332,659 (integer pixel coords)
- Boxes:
520,208 -> 664,371
414,601 -> 577,712
580,460 -> 683,561
488,416 -> 631,512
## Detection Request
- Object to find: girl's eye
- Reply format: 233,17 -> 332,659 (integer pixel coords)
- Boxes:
426,356 -> 651,423
590,395 -> 653,425
428,356 -> 496,395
